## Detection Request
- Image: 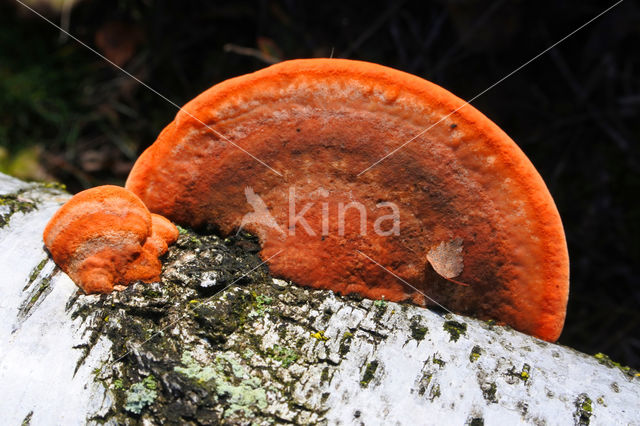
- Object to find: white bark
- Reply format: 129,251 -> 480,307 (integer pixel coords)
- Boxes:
0,175 -> 111,425
0,172 -> 638,426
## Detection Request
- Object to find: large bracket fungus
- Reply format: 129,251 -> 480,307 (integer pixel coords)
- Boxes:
123,58 -> 569,342
43,185 -> 178,293
126,59 -> 569,341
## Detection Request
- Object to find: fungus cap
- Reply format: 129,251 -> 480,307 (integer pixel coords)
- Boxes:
126,58 -> 569,341
43,185 -> 178,294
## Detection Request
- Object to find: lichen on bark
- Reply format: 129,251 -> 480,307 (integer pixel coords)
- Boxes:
73,226 -> 639,425
88,229 -> 339,424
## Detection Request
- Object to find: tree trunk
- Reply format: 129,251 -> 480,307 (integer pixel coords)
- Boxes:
0,172 -> 638,425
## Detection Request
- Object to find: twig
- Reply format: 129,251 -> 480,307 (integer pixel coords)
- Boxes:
223,44 -> 280,64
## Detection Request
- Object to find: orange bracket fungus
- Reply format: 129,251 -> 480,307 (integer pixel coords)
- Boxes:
122,58 -> 569,342
43,185 -> 178,294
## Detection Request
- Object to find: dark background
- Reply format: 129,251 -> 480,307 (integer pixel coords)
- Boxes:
2,0 -> 638,367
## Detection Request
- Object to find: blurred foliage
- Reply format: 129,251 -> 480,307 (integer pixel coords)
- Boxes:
1,0 -> 639,367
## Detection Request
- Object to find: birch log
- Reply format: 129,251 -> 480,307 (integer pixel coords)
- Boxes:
0,172 -> 638,426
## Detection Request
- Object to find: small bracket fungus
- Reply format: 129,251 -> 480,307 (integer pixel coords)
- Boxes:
125,59 -> 569,341
43,185 -> 178,293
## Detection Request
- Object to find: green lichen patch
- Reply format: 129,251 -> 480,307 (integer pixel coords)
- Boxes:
26,258 -> 48,288
29,277 -> 50,305
443,320 -> 467,342
593,352 -> 639,379
174,351 -> 219,383
124,375 -> 158,415
409,315 -> 429,342
483,319 -> 497,330
469,345 -> 482,363
20,411 -> 33,426
255,294 -> 273,306
0,193 -> 37,227
373,297 -> 387,309
267,344 -> 299,368
417,372 -> 432,397
38,181 -> 67,191
142,375 -> 157,389
373,297 -> 388,320
339,331 -> 354,356
520,364 -> 531,382
428,383 -> 441,400
432,355 -> 446,368
508,363 -> 531,384
467,417 -> 484,426
249,293 -> 273,318
481,382 -> 498,403
574,393 -> 593,426
310,330 -> 329,341
360,360 -> 379,388
209,373 -> 267,419
320,366 -> 330,384
174,351 -> 269,420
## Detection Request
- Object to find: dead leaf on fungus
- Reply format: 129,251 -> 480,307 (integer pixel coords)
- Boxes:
427,238 -> 464,279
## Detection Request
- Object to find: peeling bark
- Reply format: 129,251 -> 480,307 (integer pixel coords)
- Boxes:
0,173 -> 638,425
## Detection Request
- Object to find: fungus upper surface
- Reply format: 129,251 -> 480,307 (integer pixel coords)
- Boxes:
126,58 -> 569,341
43,185 -> 178,294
